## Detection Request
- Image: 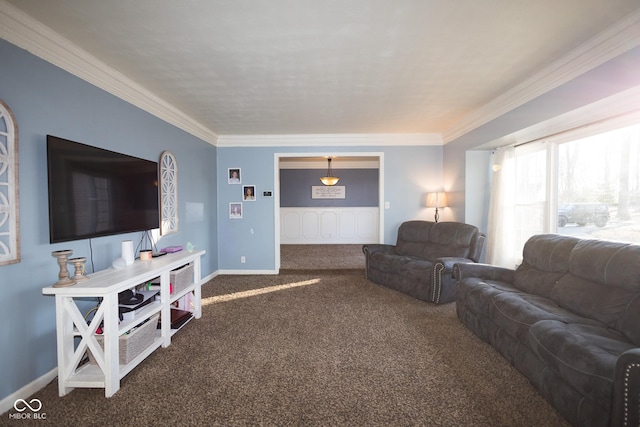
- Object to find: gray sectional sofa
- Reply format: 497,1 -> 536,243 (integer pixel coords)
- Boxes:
362,221 -> 484,303
455,234 -> 640,427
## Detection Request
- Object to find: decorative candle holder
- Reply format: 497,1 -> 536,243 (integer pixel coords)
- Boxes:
51,249 -> 75,287
69,257 -> 88,282
140,250 -> 152,261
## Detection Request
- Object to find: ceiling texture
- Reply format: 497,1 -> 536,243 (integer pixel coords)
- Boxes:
2,0 -> 640,146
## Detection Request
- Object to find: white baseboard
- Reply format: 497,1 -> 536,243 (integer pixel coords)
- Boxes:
202,270 -> 219,283
0,368 -> 57,415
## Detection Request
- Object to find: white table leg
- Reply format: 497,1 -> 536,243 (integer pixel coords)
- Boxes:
102,293 -> 120,397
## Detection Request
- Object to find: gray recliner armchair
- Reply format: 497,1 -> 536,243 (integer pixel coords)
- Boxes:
362,221 -> 485,304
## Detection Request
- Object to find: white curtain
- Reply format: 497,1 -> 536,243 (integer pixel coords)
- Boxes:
486,147 -> 518,268
486,144 -> 548,269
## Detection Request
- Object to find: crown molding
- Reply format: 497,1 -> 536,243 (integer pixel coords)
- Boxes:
443,8 -> 640,144
476,84 -> 640,150
0,0 -> 218,146
216,133 -> 442,148
4,0 -> 637,149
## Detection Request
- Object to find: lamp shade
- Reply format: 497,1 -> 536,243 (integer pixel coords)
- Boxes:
319,176 -> 340,186
320,158 -> 340,186
426,192 -> 448,208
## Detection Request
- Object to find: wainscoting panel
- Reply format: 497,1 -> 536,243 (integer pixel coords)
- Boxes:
302,211 -> 319,239
281,207 -> 379,244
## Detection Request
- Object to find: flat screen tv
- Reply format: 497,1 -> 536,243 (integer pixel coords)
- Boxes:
47,135 -> 160,243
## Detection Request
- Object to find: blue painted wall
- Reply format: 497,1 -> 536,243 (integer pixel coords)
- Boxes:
0,39 -> 218,402
280,169 -> 379,207
0,36 -> 445,403
217,145 -> 444,271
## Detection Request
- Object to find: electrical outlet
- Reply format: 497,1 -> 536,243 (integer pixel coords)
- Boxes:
241,256 -> 246,263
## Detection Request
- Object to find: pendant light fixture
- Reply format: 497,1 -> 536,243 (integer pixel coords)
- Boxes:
319,157 -> 340,186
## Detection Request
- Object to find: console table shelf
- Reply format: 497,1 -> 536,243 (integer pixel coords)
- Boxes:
43,250 -> 205,397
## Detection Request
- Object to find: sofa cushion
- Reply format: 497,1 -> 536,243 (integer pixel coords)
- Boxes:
422,222 -> 477,260
490,292 -> 602,341
568,239 -> 640,289
395,221 -> 478,261
529,320 -> 635,405
513,234 -> 580,298
550,239 -> 640,343
457,278 -> 522,318
395,221 -> 434,257
403,258 -> 435,277
368,252 -> 418,274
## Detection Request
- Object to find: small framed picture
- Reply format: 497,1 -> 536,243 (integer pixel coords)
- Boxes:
229,202 -> 243,219
228,168 -> 241,184
243,185 -> 256,201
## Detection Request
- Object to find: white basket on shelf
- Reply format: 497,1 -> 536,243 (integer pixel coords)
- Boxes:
89,314 -> 159,365
170,263 -> 194,294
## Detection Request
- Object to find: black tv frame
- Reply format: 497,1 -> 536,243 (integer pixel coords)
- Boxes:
46,135 -> 160,244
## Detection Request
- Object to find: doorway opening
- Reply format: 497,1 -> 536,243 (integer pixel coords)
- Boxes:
274,152 -> 385,272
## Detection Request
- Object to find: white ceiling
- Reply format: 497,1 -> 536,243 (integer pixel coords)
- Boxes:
3,0 -> 640,144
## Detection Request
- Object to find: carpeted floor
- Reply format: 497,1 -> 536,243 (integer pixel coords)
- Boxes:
3,247 -> 569,426
280,244 -> 365,271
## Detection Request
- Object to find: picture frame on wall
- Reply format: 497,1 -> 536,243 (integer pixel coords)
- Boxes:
242,185 -> 256,201
228,168 -> 241,184
229,202 -> 243,219
311,185 -> 346,199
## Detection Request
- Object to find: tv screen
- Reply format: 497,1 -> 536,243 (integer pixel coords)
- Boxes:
47,135 -> 160,243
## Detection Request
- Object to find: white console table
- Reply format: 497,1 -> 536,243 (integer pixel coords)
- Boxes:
42,250 -> 205,397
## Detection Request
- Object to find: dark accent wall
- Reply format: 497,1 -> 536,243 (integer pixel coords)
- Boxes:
280,169 -> 379,207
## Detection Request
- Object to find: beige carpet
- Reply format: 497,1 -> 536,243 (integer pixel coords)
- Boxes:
280,244 -> 365,271
3,267 -> 569,426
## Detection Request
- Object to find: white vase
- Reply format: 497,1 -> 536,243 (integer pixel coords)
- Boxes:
121,240 -> 134,265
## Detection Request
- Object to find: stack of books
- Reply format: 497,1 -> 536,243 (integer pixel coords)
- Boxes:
159,308 -> 192,329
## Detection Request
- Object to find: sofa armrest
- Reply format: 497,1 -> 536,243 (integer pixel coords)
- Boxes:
362,244 -> 395,257
432,257 -> 477,304
611,348 -> 640,427
436,256 -> 475,273
362,244 -> 395,280
453,262 -> 515,283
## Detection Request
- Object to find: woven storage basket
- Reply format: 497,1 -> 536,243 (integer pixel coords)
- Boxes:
89,314 -> 159,365
171,263 -> 194,294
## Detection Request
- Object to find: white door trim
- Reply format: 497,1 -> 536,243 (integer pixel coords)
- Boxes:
273,152 -> 385,272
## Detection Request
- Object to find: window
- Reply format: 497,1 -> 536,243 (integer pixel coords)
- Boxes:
487,120 -> 640,268
556,123 -> 640,243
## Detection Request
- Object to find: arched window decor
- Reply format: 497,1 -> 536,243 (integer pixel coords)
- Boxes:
160,150 -> 178,235
0,98 -> 19,266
